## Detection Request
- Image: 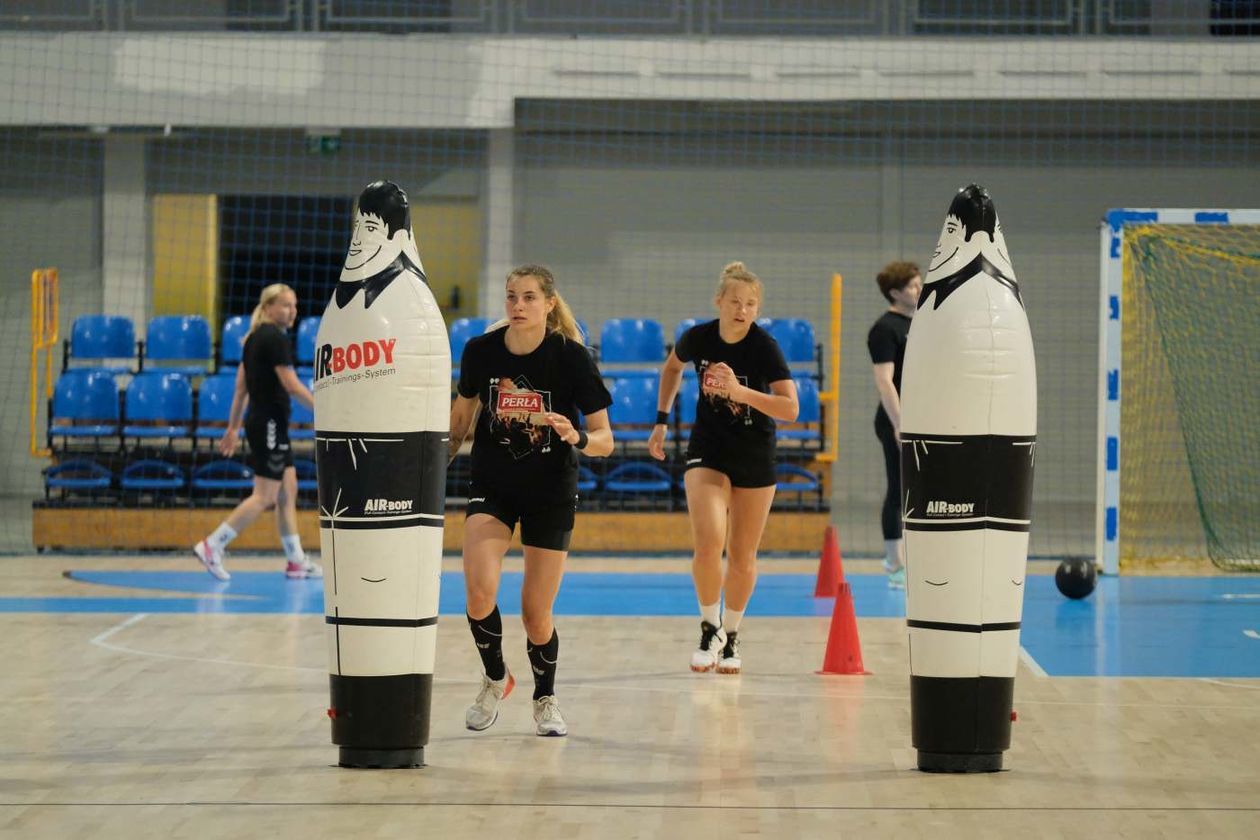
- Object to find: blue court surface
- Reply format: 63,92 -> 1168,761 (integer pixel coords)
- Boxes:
4,569 -> 1258,679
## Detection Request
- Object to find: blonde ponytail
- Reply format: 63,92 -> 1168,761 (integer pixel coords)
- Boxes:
248,283 -> 296,337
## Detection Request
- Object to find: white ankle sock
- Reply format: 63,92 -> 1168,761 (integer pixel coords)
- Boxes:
699,601 -> 721,628
208,523 -> 238,552
884,539 -> 904,572
281,534 -> 305,564
722,607 -> 744,635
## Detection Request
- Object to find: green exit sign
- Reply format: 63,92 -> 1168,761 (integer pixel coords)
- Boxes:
306,135 -> 341,155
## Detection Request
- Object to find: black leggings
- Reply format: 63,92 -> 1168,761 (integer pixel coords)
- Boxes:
875,412 -> 902,540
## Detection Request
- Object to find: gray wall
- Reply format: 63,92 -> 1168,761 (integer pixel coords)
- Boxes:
3,110 -> 1258,556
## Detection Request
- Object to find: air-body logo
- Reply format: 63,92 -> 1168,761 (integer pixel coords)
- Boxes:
363,497 -> 413,514
926,500 -> 976,516
315,338 -> 397,381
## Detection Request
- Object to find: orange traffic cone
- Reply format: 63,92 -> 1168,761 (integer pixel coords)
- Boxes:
813,525 -> 844,597
816,581 -> 869,675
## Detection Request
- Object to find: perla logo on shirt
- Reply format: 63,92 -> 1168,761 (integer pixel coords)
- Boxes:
926,500 -> 976,516
363,498 -> 414,514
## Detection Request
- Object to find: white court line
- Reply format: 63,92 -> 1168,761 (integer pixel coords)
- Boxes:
1019,646 -> 1048,678
1198,678 -> 1260,691
1222,593 -> 1260,600
85,616 -> 1258,708
1245,629 -> 1259,640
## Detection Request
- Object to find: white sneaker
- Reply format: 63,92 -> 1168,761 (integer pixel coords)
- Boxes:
194,539 -> 230,581
883,559 -> 906,590
716,631 -> 741,675
533,695 -> 568,737
689,621 -> 726,673
285,559 -> 323,579
465,671 -> 515,731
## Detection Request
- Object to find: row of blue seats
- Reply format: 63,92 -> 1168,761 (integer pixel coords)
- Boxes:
450,316 -> 820,365
44,458 -> 318,495
46,457 -> 819,503
572,461 -> 822,497
48,369 -> 316,442
66,313 -> 820,377
50,369 -> 821,447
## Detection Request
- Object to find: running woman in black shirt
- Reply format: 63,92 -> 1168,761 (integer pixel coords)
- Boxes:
866,261 -> 922,590
193,283 -> 320,582
648,261 -> 798,674
449,265 -> 613,737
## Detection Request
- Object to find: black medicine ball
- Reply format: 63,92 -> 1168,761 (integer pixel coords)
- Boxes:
1055,557 -> 1097,600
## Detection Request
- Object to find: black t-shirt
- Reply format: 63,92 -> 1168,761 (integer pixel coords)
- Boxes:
866,310 -> 912,422
674,320 -> 792,460
242,323 -> 294,425
458,326 -> 612,500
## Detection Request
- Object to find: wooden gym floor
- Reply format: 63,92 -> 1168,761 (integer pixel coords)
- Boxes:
0,553 -> 1256,839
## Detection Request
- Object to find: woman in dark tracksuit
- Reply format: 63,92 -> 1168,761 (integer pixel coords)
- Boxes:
867,261 -> 923,590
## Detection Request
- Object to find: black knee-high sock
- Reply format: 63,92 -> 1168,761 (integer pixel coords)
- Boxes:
467,607 -> 506,681
527,629 -> 560,700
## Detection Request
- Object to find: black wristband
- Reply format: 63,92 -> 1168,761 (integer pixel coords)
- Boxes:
655,410 -> 670,426
574,429 -> 589,451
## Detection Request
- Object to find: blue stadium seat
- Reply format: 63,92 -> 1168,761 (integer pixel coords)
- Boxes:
143,315 -> 212,377
577,465 -> 598,494
766,318 -> 816,363
607,376 -> 659,442
50,369 -> 120,439
677,374 -> 700,431
294,458 -> 318,493
674,318 -> 703,345
757,317 -> 773,329
450,317 -> 491,366
192,459 -> 255,492
122,372 -> 193,439
603,461 -> 672,495
219,315 -> 249,369
774,463 -> 824,510
68,315 -> 136,374
45,459 -> 113,492
195,373 -> 237,440
119,459 -> 185,492
599,318 -> 666,363
777,376 -> 821,444
290,374 -> 315,440
296,316 -> 320,366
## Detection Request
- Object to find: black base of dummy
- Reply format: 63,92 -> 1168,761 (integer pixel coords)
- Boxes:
916,750 -> 1002,773
338,746 -> 425,769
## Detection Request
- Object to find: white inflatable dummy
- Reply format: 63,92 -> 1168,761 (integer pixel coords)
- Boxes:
900,184 -> 1036,773
314,180 -> 450,768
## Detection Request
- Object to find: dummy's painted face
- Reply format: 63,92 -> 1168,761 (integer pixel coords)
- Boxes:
927,214 -> 1015,282
929,215 -> 970,275
344,211 -> 400,274
505,275 -> 555,331
265,290 -> 298,330
716,281 -> 760,332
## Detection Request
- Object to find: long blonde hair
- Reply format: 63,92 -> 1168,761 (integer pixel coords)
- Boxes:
491,264 -> 584,344
248,283 -> 296,336
715,261 -> 764,305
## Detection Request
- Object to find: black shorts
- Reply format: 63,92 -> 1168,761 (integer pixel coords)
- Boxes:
684,446 -> 776,489
466,481 -> 575,552
244,415 -> 293,481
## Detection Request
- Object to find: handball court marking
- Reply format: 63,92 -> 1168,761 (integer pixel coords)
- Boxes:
82,612 -> 1258,711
